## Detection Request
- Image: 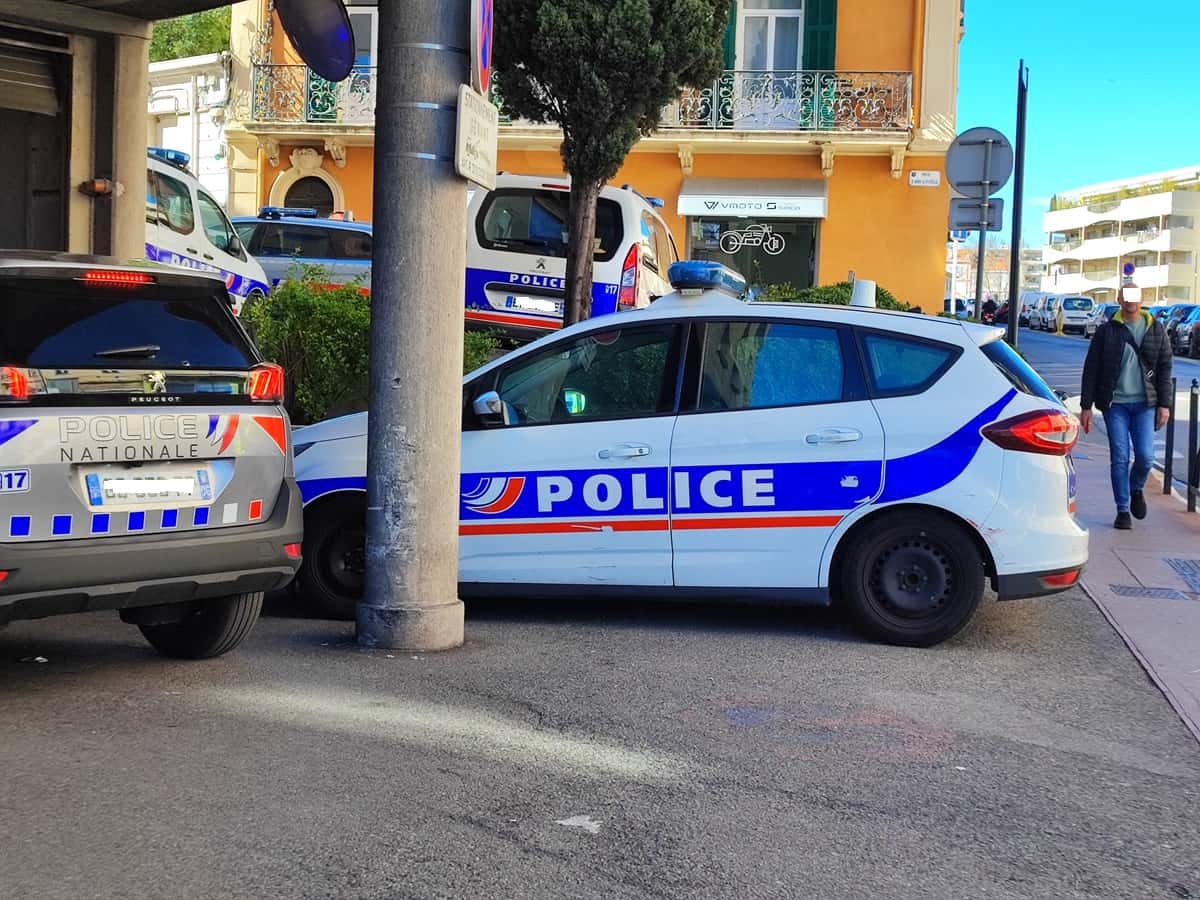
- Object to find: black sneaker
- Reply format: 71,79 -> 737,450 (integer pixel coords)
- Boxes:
1131,490 -> 1147,520
1114,511 -> 1133,530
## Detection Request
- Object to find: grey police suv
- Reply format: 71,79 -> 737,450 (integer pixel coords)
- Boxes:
0,253 -> 302,658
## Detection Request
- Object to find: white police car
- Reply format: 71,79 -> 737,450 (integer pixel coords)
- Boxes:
292,262 -> 1088,646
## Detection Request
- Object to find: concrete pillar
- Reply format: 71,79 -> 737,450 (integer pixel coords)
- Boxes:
67,35 -> 97,254
111,31 -> 151,261
357,0 -> 466,650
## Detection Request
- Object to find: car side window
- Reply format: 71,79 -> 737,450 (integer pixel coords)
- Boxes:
332,229 -> 373,260
860,332 -> 959,396
491,324 -> 678,426
154,172 -> 195,236
698,321 -> 845,411
196,190 -> 242,258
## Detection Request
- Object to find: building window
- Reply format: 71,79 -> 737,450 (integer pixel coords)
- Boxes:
740,0 -> 804,71
285,176 -> 335,217
689,217 -> 817,296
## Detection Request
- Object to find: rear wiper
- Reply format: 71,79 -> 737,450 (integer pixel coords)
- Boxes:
94,344 -> 161,359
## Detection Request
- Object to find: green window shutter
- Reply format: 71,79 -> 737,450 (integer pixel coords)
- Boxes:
722,1 -> 737,69
802,0 -> 837,70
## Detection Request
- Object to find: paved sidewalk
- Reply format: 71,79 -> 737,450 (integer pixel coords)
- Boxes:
1073,431 -> 1200,743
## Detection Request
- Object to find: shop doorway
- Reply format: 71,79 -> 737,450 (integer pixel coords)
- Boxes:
689,217 -> 817,295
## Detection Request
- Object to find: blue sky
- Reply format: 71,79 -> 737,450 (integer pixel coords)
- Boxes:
956,0 -> 1200,246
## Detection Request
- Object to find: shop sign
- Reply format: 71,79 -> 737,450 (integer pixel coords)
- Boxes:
677,195 -> 827,218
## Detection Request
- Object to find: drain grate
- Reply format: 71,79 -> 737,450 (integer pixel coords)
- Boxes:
1109,584 -> 1189,601
1166,559 -> 1200,594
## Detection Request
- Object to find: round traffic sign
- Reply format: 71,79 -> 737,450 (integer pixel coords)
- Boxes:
472,0 -> 494,97
946,127 -> 1014,198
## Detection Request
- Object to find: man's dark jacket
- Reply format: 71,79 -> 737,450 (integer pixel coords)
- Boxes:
1080,310 -> 1173,412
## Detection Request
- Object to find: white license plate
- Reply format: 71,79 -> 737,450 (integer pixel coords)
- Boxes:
83,465 -> 214,507
507,295 -> 562,315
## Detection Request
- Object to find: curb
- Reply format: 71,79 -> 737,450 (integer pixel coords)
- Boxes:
1078,577 -> 1200,746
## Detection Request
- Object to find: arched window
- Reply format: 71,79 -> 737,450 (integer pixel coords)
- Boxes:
285,176 -> 335,217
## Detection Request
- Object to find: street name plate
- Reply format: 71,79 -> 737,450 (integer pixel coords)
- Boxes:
908,170 -> 941,187
456,83 -> 498,191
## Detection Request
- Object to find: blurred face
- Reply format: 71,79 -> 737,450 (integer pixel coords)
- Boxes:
1120,287 -> 1141,318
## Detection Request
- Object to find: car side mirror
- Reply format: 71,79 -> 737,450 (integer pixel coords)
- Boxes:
473,390 -> 512,427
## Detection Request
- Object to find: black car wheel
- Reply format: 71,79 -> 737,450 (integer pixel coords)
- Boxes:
138,592 -> 263,659
299,497 -> 366,620
839,512 -> 985,647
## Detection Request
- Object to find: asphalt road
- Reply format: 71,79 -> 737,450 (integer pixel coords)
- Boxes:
2,592 -> 1198,899
1016,326 -> 1200,486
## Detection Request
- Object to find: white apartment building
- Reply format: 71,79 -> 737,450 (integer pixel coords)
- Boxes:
1042,166 -> 1200,303
147,53 -> 231,204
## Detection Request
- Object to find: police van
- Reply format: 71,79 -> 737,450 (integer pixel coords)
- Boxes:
291,261 -> 1088,647
466,174 -> 678,340
146,148 -> 271,313
232,208 -> 373,291
0,253 -> 302,658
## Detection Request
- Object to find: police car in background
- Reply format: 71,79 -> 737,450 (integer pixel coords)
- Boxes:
466,174 -> 678,341
0,253 -> 303,658
232,208 -> 373,291
146,148 -> 270,312
291,261 -> 1087,647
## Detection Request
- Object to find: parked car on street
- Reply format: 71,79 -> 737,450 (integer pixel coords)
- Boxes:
292,260 -> 1088,647
1173,306 -> 1200,356
1095,304 -> 1120,327
944,298 -> 970,319
1059,296 -> 1097,336
146,148 -> 270,314
465,175 -> 677,341
233,207 -> 373,291
0,253 -> 303,658
1017,291 -> 1044,327
1164,304 -> 1197,346
1037,295 -> 1063,331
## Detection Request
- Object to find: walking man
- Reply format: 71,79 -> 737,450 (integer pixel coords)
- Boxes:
1080,285 -> 1173,529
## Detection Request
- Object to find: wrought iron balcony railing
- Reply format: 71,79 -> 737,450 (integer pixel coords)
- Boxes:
248,65 -> 911,134
660,70 -> 911,131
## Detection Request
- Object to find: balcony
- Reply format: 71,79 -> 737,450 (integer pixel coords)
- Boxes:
247,65 -> 912,134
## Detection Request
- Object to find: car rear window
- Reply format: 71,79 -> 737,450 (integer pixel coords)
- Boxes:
0,280 -> 255,371
477,189 -> 623,262
1062,297 -> 1092,310
981,339 -> 1059,404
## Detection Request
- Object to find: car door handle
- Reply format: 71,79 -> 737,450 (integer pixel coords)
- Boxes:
805,428 -> 863,445
186,247 -> 199,255
598,443 -> 651,460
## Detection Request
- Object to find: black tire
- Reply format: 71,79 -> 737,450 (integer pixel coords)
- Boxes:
299,498 -> 365,620
838,512 -> 985,647
138,592 -> 263,659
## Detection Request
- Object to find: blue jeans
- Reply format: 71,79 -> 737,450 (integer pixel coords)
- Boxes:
1104,402 -> 1155,512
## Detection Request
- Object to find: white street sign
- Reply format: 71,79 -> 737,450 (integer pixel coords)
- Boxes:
908,170 -> 941,187
455,84 -> 498,191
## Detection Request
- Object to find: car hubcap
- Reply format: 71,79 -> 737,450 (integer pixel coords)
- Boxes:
868,538 -> 952,617
321,529 -> 365,597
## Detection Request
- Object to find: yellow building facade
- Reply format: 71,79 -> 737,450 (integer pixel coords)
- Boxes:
226,0 -> 963,308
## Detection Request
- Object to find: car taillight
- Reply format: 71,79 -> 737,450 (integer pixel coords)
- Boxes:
618,244 -> 639,309
1,365 -> 30,402
982,410 -> 1078,456
81,270 -> 155,287
248,363 -> 285,403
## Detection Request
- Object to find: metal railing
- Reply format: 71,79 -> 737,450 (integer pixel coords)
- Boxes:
248,65 -> 912,133
1050,239 -> 1082,252
1083,268 -> 1118,281
251,65 -> 377,124
660,70 -> 911,131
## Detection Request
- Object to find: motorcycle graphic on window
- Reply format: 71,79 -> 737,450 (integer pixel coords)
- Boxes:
719,224 -> 786,256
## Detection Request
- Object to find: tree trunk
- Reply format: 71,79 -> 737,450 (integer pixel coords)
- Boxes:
564,177 -> 602,326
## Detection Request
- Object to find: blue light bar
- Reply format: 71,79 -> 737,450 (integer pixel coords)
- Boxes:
645,196 -> 665,209
259,206 -> 319,219
148,147 -> 191,169
668,261 -> 747,297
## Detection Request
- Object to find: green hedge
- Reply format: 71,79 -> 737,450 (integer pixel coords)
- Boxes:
756,281 -> 910,311
242,267 -> 502,424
